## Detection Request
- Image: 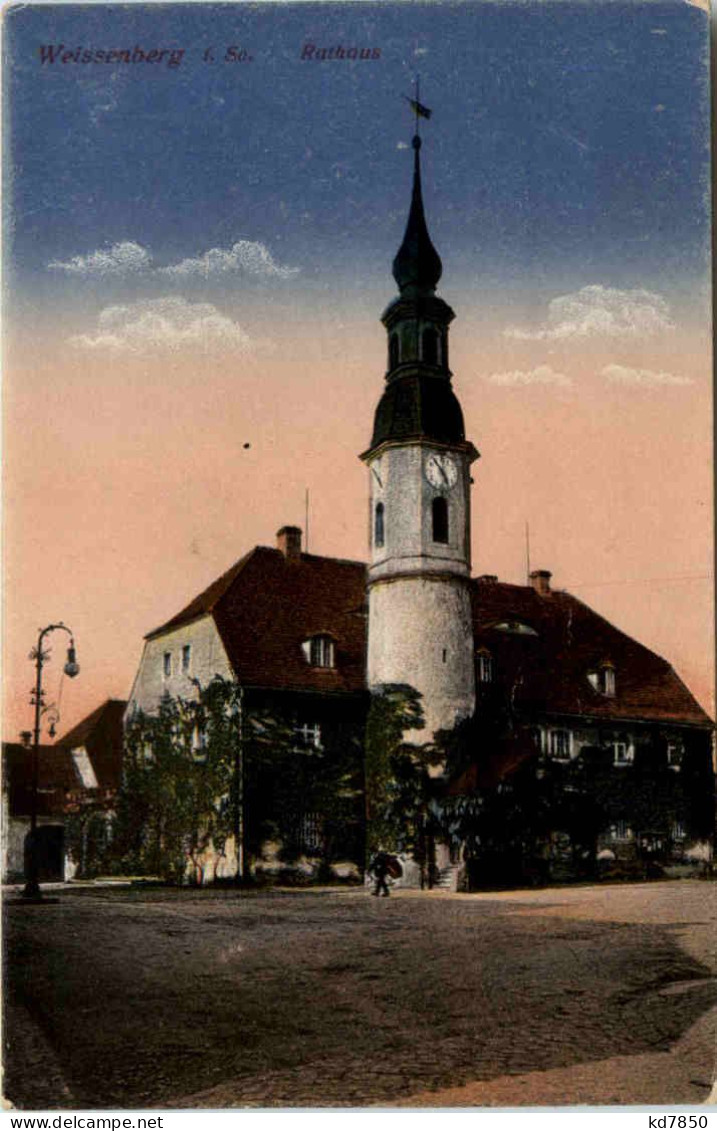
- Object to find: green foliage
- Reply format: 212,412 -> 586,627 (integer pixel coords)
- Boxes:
364,684 -> 438,864
110,677 -> 365,884
112,679 -> 242,883
64,807 -> 114,878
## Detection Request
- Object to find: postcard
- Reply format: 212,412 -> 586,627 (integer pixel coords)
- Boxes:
3,0 -> 714,1114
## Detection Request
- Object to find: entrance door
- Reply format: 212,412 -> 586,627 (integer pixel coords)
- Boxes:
24,826 -> 65,882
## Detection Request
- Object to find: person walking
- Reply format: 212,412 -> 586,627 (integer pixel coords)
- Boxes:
370,850 -> 392,897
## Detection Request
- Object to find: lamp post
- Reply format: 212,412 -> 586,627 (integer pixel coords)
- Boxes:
22,623 -> 80,899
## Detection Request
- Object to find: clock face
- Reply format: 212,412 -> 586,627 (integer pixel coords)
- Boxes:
425,453 -> 458,490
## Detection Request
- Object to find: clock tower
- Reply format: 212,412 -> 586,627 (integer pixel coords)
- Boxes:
362,134 -> 478,740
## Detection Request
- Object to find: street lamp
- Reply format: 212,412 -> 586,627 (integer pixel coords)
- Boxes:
22,623 -> 80,899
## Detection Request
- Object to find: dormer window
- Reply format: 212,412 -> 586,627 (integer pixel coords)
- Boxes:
71,747 -> 99,790
492,621 -> 538,637
303,634 -> 336,669
588,662 -> 616,697
477,650 -> 494,683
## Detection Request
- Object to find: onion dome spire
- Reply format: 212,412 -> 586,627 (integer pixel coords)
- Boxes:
392,135 -> 443,297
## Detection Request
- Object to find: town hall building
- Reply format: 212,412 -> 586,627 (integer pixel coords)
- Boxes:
120,130 -> 713,888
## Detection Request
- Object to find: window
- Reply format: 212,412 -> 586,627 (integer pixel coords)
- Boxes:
493,621 -> 538,637
163,652 -> 172,679
671,820 -> 686,841
389,333 -> 399,371
304,635 -> 335,669
71,747 -> 99,790
667,740 -> 683,769
192,726 -> 207,763
547,729 -> 572,761
588,664 -> 615,697
181,644 -> 191,674
432,496 -> 449,543
299,812 -> 323,854
477,651 -> 494,683
296,722 -> 322,749
609,821 -> 633,842
422,327 -> 439,365
613,740 -> 634,766
375,502 -> 385,548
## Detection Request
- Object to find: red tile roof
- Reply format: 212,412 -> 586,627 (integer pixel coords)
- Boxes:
146,549 -> 256,638
471,579 -> 712,728
214,548 -> 367,695
3,743 -> 76,817
143,548 -> 711,725
55,699 -> 127,792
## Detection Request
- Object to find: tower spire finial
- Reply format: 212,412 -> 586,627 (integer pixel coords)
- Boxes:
393,86 -> 441,296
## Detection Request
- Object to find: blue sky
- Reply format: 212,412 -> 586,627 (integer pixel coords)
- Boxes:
5,0 -> 710,316
3,1 -> 713,735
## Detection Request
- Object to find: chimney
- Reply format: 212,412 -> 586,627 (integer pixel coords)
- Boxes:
529,569 -> 552,596
277,525 -> 302,561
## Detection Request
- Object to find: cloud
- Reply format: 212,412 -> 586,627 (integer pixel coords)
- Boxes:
68,296 -> 254,354
485,364 -> 573,387
159,240 -> 299,280
48,241 -> 152,277
505,285 -> 674,342
601,364 -> 693,387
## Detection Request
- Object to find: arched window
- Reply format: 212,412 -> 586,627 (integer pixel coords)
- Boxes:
389,334 -> 400,371
432,496 -> 448,543
422,327 -> 439,365
375,501 -> 385,547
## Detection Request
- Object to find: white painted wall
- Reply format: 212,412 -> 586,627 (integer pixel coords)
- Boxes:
368,575 -> 475,740
127,614 -> 234,718
367,441 -> 476,740
2,815 -> 66,883
368,443 -> 471,580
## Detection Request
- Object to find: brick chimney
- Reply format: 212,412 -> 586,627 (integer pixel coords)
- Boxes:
277,525 -> 302,561
529,569 -> 552,596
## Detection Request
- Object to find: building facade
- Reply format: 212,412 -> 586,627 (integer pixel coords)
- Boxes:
118,133 -> 713,887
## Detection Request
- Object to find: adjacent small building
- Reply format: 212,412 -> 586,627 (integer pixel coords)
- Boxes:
2,742 -> 75,882
2,699 -> 126,883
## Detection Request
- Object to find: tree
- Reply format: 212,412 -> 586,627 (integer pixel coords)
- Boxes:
110,678 -> 365,884
112,682 -> 240,883
364,684 -> 441,882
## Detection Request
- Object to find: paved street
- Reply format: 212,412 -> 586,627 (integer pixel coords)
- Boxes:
4,880 -> 716,1109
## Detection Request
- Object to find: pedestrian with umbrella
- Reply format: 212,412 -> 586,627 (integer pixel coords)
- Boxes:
369,849 -> 402,896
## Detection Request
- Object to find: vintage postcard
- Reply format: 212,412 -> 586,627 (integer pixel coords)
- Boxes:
2,0 -> 714,1114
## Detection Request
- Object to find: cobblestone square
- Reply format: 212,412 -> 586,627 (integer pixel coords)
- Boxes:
4,880 -> 716,1109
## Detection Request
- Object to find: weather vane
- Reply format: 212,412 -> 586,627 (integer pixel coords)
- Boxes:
402,75 -> 432,138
